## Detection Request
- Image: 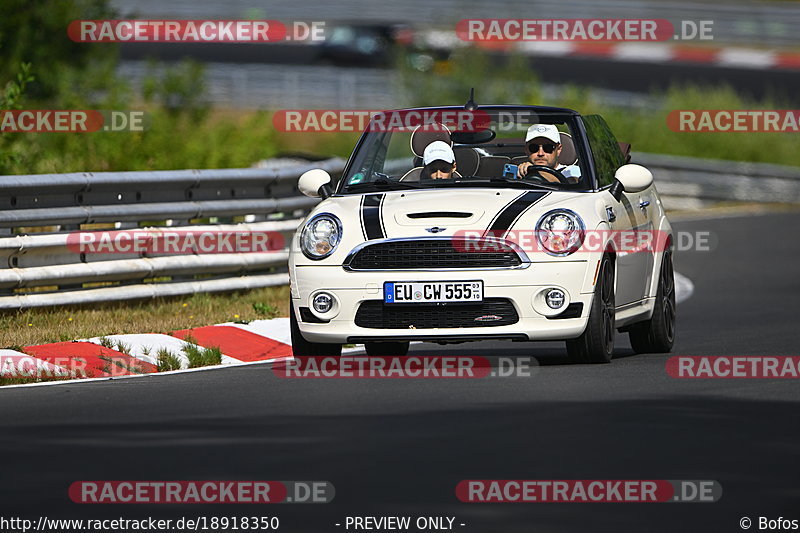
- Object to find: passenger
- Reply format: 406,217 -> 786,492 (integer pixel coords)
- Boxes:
420,141 -> 457,180
517,124 -> 580,182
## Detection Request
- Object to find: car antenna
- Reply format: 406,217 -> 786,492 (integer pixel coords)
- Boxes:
464,88 -> 478,111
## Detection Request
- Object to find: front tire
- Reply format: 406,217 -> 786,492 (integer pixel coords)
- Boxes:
628,248 -> 676,354
289,301 -> 342,357
566,254 -> 615,364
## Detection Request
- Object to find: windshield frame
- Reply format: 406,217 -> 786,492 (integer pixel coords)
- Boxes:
334,105 -> 597,196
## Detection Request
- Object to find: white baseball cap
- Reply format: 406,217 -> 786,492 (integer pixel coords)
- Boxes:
525,124 -> 561,144
423,141 -> 456,165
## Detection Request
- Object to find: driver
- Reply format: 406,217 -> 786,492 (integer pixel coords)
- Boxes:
420,141 -> 457,180
517,124 -> 580,182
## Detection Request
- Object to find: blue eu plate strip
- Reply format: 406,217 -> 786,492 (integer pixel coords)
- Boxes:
384,282 -> 395,303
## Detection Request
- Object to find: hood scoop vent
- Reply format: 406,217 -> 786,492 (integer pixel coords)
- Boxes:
406,211 -> 473,219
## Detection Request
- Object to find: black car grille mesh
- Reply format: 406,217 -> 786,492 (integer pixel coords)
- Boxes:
355,298 -> 519,329
347,240 -> 522,269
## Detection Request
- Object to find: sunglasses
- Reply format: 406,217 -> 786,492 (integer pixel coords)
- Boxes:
527,143 -> 558,154
426,161 -> 454,173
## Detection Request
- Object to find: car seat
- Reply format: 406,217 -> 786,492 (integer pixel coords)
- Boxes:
400,124 -> 463,181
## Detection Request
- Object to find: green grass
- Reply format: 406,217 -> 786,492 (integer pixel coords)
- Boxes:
182,343 -> 223,368
252,302 -> 279,318
0,373 -> 76,386
156,348 -> 183,372
0,285 -> 289,348
396,48 -> 800,167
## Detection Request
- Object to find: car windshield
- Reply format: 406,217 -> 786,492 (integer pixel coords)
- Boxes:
338,108 -> 590,194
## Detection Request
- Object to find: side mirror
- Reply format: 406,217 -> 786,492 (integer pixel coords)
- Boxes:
298,169 -> 334,199
610,164 -> 653,200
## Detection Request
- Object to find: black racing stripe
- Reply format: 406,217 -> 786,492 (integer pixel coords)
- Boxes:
361,193 -> 385,240
359,195 -> 368,241
378,194 -> 387,237
484,192 -> 526,234
486,191 -> 549,236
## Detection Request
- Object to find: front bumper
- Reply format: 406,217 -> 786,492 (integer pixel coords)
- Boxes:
291,261 -> 597,344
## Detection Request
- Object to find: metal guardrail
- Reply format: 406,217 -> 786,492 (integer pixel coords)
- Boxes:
634,152 -> 800,204
1,153 -> 797,309
0,158 -> 344,309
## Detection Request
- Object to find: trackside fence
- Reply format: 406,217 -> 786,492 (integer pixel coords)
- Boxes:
1,153 -> 797,309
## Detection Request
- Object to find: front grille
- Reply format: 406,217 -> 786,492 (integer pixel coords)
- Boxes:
346,239 -> 522,270
355,298 -> 519,329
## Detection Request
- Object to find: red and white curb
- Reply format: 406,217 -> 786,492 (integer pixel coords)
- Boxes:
1,272 -> 694,388
0,318 -> 296,388
423,31 -> 800,71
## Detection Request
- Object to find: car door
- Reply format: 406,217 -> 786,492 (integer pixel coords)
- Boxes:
582,115 -> 651,306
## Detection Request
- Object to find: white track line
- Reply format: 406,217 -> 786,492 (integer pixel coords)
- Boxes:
675,272 -> 694,305
0,357 -> 289,390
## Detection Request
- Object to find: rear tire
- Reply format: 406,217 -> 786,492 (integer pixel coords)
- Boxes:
365,341 -> 410,356
629,248 -> 676,354
566,254 -> 615,364
289,301 -> 342,357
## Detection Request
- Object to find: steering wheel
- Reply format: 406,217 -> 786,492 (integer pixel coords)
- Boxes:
521,165 -> 570,185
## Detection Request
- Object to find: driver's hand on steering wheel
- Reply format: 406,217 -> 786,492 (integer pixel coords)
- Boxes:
517,161 -> 560,183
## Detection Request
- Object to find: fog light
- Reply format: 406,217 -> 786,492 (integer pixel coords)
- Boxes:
312,292 -> 333,313
545,289 -> 566,309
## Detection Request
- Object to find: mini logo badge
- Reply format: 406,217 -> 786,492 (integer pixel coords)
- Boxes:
425,227 -> 447,233
474,315 -> 502,322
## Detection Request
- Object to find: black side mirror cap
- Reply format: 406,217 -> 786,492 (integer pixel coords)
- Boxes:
609,180 -> 624,202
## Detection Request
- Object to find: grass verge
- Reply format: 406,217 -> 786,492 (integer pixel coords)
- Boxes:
0,285 -> 289,348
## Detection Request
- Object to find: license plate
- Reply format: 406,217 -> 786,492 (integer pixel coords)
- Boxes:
383,281 -> 483,304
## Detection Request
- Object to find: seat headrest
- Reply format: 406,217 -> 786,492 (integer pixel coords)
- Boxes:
453,147 -> 480,176
618,142 -> 631,164
410,124 -> 452,157
558,132 -> 578,166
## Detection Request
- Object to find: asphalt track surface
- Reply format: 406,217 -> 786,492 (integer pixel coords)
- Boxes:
1,210 -> 798,532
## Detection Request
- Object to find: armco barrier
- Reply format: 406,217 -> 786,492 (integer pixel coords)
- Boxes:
0,153 -> 797,309
0,158 -> 344,309
633,152 -> 800,204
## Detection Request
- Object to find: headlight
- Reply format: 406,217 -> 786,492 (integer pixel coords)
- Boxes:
300,213 -> 342,260
536,209 -> 585,256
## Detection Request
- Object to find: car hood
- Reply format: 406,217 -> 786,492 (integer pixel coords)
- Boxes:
293,188 -> 602,266
363,188 -> 554,238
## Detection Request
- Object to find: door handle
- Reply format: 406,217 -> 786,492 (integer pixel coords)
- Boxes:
605,206 -> 616,222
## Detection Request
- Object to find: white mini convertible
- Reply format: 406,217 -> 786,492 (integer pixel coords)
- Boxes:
288,104 -> 675,363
